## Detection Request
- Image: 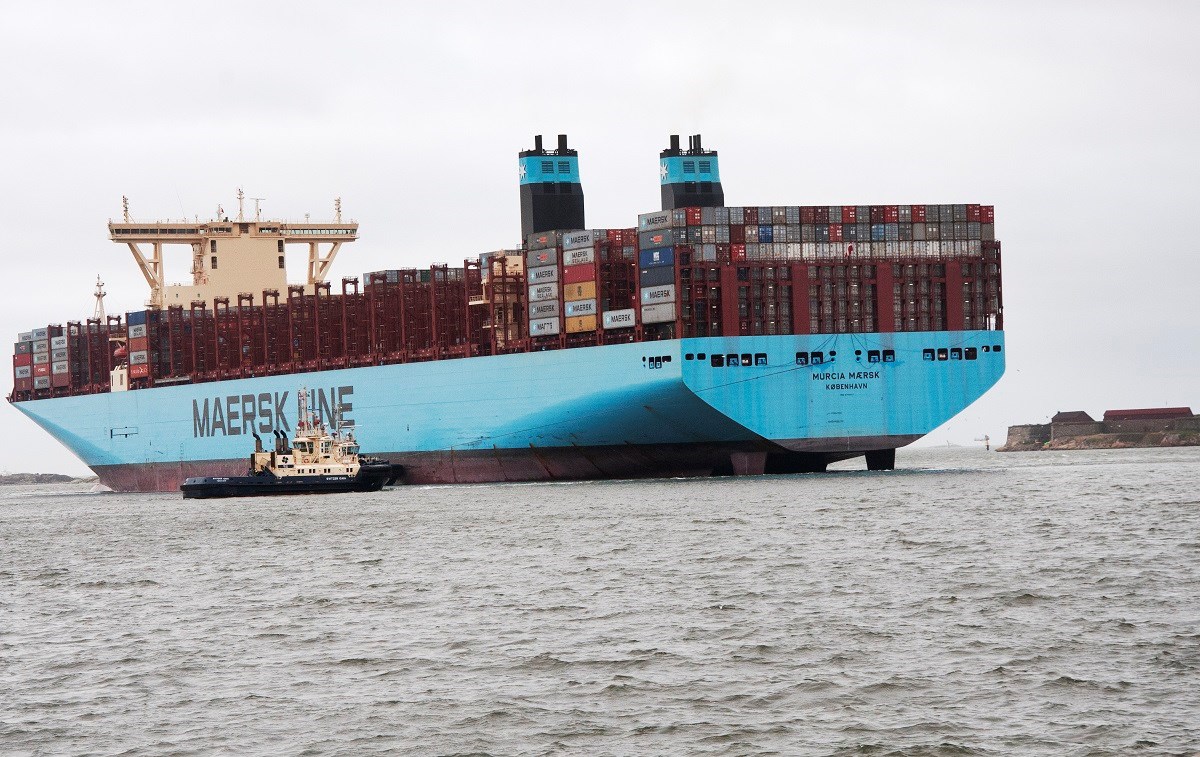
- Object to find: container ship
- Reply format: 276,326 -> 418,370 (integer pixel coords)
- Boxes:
8,134 -> 1005,491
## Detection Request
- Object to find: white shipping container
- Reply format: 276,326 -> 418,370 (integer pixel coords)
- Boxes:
527,264 -> 559,284
128,324 -> 147,339
33,377 -> 50,389
529,300 -> 560,318
638,210 -> 672,232
33,353 -> 49,365
129,350 -> 148,365
14,366 -> 31,378
641,302 -> 676,324
51,335 -> 68,349
801,243 -> 817,259
562,247 -> 595,266
18,332 -> 32,342
51,349 -> 68,361
528,283 -> 559,303
561,230 -> 595,250
51,361 -> 69,374
564,299 -> 597,317
526,247 -> 558,267
33,340 -> 49,353
602,308 -> 636,330
528,317 -> 561,337
32,328 -> 48,340
640,284 -> 676,306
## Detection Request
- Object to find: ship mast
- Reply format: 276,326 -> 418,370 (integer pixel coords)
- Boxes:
92,275 -> 107,321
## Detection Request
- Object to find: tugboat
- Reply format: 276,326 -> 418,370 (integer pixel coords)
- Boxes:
181,388 -> 397,498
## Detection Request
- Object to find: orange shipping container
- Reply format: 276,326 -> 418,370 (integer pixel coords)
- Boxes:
129,336 -> 149,352
565,315 -> 597,333
563,281 -> 596,301
129,363 -> 150,379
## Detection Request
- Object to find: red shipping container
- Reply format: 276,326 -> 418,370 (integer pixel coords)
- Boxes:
685,207 -> 702,225
884,206 -> 899,223
731,244 -> 746,262
912,205 -> 927,222
843,206 -> 858,223
814,206 -> 830,223
33,363 -> 50,377
13,353 -> 31,367
743,207 -> 758,225
562,263 -> 595,285
870,206 -> 885,223
15,377 -> 32,392
967,204 -> 981,222
52,373 -> 70,388
606,229 -> 621,242
129,335 -> 149,352
829,224 -> 843,242
729,225 -> 745,244
130,363 -> 150,379
980,205 -> 995,223
800,206 -> 816,224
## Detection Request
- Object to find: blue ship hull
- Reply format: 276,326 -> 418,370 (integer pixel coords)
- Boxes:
13,331 -> 1005,491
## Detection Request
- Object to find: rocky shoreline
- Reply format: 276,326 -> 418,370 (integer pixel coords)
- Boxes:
1000,431 -> 1200,452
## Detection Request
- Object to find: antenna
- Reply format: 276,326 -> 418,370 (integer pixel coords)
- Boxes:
334,197 -> 342,223
251,197 -> 266,221
217,203 -> 224,219
92,275 -> 107,321
236,187 -> 245,221
122,196 -> 130,222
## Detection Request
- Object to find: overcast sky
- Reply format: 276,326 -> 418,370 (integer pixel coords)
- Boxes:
2,1 -> 1197,475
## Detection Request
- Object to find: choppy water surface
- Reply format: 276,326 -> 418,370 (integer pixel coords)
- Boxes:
2,447 -> 1199,755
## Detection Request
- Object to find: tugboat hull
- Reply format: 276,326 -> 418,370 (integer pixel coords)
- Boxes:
181,463 -> 394,499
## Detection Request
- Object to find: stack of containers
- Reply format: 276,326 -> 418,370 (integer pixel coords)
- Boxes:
525,232 -> 561,338
561,230 -> 598,334
50,332 -> 70,388
30,327 -> 50,391
127,310 -> 150,379
637,211 -> 678,325
13,332 -> 33,393
600,228 -> 638,331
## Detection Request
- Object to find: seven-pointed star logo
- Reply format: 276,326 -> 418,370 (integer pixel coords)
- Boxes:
519,163 -> 527,180
659,162 -> 668,180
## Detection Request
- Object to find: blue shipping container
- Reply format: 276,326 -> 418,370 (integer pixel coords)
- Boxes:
638,247 -> 675,268
126,310 -> 147,326
758,225 -> 773,243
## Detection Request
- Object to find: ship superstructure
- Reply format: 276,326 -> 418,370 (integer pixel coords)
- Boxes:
9,135 -> 1005,491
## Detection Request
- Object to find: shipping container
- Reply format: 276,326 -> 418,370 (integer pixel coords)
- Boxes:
639,247 -> 675,268
18,332 -> 32,343
33,363 -> 49,377
602,308 -> 636,330
526,231 -> 559,250
14,365 -> 31,379
33,340 -> 49,353
51,361 -> 69,374
638,210 -> 672,232
562,263 -> 594,285
529,282 -> 558,303
31,328 -> 49,341
564,299 -> 597,317
639,265 -> 675,287
563,281 -> 596,301
51,348 -> 68,362
529,317 -> 561,337
528,264 -> 559,284
562,246 -> 595,266
50,335 -> 68,349
126,311 -> 147,326
529,300 -> 560,319
562,230 -> 596,250
14,341 -> 31,355
129,350 -> 148,365
641,302 -> 676,324
129,363 -> 150,379
33,352 -> 49,365
565,315 -> 597,334
13,352 -> 31,367
526,248 -> 558,267
641,284 -> 676,305
640,228 -> 673,249
33,376 -> 50,390
128,324 -> 146,339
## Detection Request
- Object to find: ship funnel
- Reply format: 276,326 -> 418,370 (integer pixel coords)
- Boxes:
518,133 -> 585,239
659,132 -> 724,210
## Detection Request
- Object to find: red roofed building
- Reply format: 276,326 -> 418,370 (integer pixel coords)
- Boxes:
1103,407 -> 1193,421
